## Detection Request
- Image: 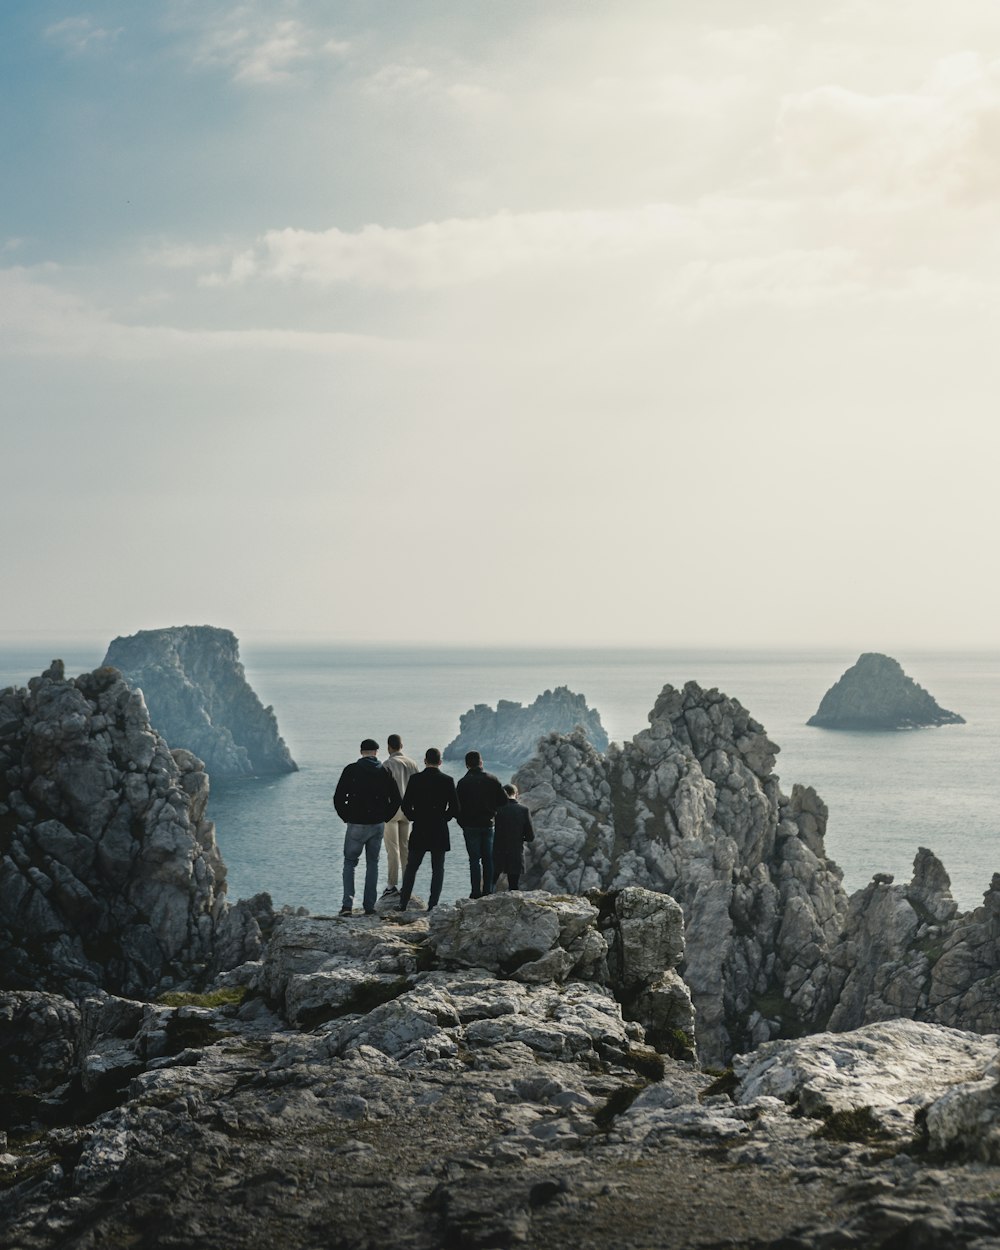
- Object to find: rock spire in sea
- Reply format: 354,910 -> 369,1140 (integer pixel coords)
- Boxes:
807,652 -> 965,730
443,686 -> 609,766
103,625 -> 297,778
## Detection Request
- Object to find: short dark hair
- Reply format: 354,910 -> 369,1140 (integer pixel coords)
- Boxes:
465,750 -> 482,768
425,747 -> 442,766
387,734 -> 402,750
503,783 -> 517,797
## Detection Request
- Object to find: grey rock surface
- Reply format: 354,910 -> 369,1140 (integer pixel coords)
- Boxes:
5,906 -> 1000,1250
103,625 -> 297,777
807,652 -> 965,730
0,661 -> 266,999
444,685 -> 609,764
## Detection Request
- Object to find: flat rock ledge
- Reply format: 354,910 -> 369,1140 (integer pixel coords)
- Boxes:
807,652 -> 965,730
5,903 -> 1000,1250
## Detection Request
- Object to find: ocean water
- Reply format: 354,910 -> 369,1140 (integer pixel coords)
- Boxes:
1,644 -> 997,914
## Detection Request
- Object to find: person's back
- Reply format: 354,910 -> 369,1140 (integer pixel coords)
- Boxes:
333,739 -> 402,916
381,734 -> 420,898
398,748 -> 459,912
455,750 -> 506,898
492,782 -> 534,891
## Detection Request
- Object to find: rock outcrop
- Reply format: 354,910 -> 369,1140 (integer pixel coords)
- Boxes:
807,652 -> 965,730
514,682 -> 849,1065
5,907 -> 1000,1250
444,686 -> 608,765
103,625 -> 297,777
0,661 -> 266,1000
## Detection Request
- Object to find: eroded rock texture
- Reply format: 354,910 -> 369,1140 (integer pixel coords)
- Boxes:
515,682 -> 849,1065
444,686 -> 608,765
103,625 -> 297,777
0,661 -> 265,999
807,652 -> 965,730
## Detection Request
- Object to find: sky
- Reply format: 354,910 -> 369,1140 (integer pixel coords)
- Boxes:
3,0 -> 1000,649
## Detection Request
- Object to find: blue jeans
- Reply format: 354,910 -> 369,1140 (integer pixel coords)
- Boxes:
342,822 -> 384,912
462,826 -> 494,898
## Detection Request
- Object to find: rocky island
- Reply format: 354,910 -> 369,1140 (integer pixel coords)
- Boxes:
444,686 -> 609,765
103,625 -> 297,777
807,652 -> 965,730
4,663 -> 1000,1248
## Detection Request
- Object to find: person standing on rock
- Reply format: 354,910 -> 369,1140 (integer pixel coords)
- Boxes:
492,783 -> 534,891
381,734 -> 419,900
397,747 -> 460,912
333,738 -> 401,916
456,750 -> 507,899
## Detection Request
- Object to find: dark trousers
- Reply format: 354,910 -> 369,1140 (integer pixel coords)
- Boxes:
462,826 -> 494,898
399,845 -> 446,910
494,846 -> 523,891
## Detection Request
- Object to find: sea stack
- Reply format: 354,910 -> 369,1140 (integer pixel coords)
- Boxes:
443,686 -> 609,766
103,625 -> 297,777
807,653 -> 965,731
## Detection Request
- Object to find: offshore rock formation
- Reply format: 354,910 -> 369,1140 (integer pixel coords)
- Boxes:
807,652 -> 965,730
444,686 -> 608,765
5,908 -> 1000,1249
515,682 -> 849,1065
103,625 -> 297,778
0,662 -> 266,999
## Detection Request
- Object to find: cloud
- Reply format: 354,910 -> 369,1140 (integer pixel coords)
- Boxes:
0,268 -> 399,359
44,15 -> 123,55
181,5 -> 349,85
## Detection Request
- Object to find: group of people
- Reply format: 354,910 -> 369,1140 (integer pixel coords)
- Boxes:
332,735 -> 535,916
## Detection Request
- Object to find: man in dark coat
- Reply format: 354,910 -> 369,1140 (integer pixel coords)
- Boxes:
397,747 -> 460,912
492,783 -> 535,891
455,750 -> 507,899
333,738 -> 401,916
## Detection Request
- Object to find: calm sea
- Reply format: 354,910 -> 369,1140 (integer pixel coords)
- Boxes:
1,644 -> 997,914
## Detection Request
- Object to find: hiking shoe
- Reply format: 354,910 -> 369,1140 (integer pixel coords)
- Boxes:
381,886 -> 399,898
339,906 -> 353,916
364,908 -> 376,916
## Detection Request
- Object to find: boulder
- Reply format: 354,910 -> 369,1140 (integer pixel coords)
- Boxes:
444,686 -> 608,765
103,626 -> 297,777
807,652 -> 965,730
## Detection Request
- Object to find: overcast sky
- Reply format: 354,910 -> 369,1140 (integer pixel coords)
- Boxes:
3,1 -> 1000,648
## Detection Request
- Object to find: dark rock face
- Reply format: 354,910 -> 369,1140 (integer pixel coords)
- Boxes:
444,686 -> 609,765
807,652 -> 965,730
0,661 -> 265,999
103,625 -> 297,777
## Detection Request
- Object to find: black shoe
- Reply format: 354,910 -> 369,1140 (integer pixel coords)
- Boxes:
397,901 -> 408,912
364,908 -> 376,915
339,906 -> 353,916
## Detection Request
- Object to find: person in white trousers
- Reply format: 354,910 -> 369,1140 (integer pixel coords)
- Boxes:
381,733 -> 419,897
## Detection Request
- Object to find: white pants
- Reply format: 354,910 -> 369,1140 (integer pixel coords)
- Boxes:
383,816 -> 411,888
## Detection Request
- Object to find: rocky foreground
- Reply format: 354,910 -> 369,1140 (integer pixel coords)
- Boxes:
5,893 -> 1000,1250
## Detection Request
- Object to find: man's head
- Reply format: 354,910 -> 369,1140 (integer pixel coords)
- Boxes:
465,750 -> 482,769
387,734 -> 402,752
503,784 -> 518,798
425,747 -> 442,767
359,738 -> 379,756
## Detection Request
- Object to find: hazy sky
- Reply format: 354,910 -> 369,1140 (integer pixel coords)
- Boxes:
4,1 -> 1000,648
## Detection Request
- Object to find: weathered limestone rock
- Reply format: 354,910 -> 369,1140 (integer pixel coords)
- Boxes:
808,652 -> 965,730
444,686 -> 608,765
103,625 -> 297,777
515,683 -> 848,1064
0,661 -> 265,999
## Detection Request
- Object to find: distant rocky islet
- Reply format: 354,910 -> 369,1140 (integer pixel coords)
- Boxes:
444,685 -> 609,766
808,651 -> 965,730
5,652 -> 1000,1246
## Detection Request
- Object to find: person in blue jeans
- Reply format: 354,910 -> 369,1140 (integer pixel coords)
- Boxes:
333,738 -> 401,915
455,750 -> 508,899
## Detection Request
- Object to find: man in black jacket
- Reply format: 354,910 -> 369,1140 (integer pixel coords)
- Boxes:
333,738 -> 401,916
398,747 -> 460,911
493,783 -> 535,891
455,750 -> 507,899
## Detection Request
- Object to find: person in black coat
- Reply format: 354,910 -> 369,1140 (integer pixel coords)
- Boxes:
455,750 -> 507,898
492,783 -> 535,891
333,738 -> 401,916
398,747 -> 461,911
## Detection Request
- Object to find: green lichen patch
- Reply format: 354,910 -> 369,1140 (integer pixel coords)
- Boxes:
156,987 -> 247,1009
813,1106 -> 891,1143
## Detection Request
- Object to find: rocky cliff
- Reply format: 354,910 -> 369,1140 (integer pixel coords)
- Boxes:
444,686 -> 609,765
0,662 -> 267,1000
103,625 -> 297,777
5,901 -> 1000,1250
514,682 -> 849,1065
807,652 -> 965,730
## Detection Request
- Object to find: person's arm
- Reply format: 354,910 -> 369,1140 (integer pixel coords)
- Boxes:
333,767 -> 351,821
446,778 -> 461,823
454,778 -> 467,828
493,776 -> 508,814
523,807 -> 535,843
384,772 -> 402,822
402,775 -> 418,822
